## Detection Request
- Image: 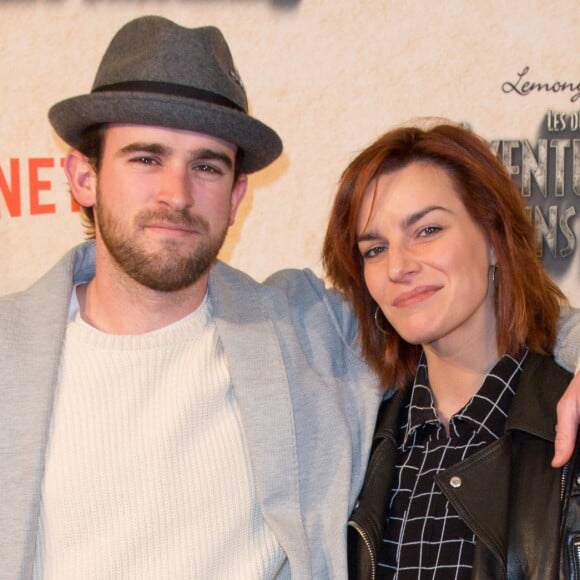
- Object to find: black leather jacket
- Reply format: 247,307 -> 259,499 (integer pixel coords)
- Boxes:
348,353 -> 580,579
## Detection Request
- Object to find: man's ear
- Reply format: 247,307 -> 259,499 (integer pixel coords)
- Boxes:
64,150 -> 97,208
228,173 -> 248,226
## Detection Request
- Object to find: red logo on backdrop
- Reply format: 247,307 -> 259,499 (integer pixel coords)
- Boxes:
0,158 -> 79,217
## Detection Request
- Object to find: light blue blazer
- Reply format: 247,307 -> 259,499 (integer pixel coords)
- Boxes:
0,242 -> 383,579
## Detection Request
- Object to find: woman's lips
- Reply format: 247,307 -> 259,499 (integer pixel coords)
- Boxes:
392,286 -> 440,308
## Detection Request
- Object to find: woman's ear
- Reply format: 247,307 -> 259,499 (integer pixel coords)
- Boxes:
64,149 -> 97,208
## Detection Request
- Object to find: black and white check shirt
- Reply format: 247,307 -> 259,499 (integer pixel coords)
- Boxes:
376,349 -> 528,579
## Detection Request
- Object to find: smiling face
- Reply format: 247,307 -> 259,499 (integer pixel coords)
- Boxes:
75,124 -> 247,292
357,161 -> 497,355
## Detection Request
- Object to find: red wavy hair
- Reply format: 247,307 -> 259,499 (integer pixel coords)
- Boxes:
322,122 -> 566,390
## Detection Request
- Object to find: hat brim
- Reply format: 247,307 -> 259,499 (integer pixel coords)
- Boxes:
48,92 -> 283,173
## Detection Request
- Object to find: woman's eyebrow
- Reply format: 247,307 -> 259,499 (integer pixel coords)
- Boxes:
402,205 -> 450,228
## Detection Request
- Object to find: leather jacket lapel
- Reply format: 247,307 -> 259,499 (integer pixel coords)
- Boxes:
435,437 -> 511,567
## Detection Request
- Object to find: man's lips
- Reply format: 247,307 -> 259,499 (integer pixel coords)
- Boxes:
392,286 -> 441,308
145,222 -> 198,235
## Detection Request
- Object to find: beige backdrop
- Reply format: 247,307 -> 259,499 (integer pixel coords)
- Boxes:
1,0 -> 578,304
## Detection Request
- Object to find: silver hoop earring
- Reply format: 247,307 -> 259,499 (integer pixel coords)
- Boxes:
374,306 -> 388,334
489,264 -> 498,285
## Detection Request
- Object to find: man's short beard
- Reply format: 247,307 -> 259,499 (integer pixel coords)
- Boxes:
96,204 -> 228,292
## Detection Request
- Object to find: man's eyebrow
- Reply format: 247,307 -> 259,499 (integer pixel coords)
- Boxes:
115,143 -> 235,170
118,142 -> 171,156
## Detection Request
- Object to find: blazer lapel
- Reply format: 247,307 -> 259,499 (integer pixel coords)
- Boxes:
0,251 -> 76,579
0,243 -> 95,580
209,263 -> 311,576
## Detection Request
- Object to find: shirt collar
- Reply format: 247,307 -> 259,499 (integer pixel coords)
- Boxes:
402,349 -> 528,449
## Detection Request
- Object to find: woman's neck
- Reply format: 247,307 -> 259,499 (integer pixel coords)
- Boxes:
423,337 -> 499,436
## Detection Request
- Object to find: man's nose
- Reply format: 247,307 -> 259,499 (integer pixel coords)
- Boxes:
157,166 -> 193,210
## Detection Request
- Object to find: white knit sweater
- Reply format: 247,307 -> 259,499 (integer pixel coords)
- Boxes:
33,297 -> 287,579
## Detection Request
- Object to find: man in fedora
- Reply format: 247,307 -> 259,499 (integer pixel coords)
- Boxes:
0,15 -> 383,579
1,14 -> 580,580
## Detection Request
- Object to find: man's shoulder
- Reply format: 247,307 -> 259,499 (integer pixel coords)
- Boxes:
263,267 -> 327,297
211,262 -> 333,305
213,261 -> 323,289
0,242 -> 94,322
211,261 -> 361,356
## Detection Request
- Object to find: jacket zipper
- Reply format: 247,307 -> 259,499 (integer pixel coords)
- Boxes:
573,538 -> 580,580
348,520 -> 376,580
560,462 -> 580,579
561,463 -> 570,501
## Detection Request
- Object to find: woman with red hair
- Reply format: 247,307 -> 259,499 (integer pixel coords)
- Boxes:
323,122 -> 580,579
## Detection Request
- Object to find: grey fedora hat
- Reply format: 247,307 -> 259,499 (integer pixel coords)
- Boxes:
48,15 -> 282,173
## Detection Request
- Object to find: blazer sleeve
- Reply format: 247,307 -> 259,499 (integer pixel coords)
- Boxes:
555,306 -> 580,373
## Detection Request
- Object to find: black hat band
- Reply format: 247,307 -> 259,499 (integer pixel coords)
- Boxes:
93,81 -> 245,113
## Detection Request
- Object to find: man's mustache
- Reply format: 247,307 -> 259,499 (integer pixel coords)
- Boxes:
137,210 -> 210,233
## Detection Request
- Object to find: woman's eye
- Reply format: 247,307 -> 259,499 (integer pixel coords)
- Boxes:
362,245 -> 386,259
418,225 -> 442,237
